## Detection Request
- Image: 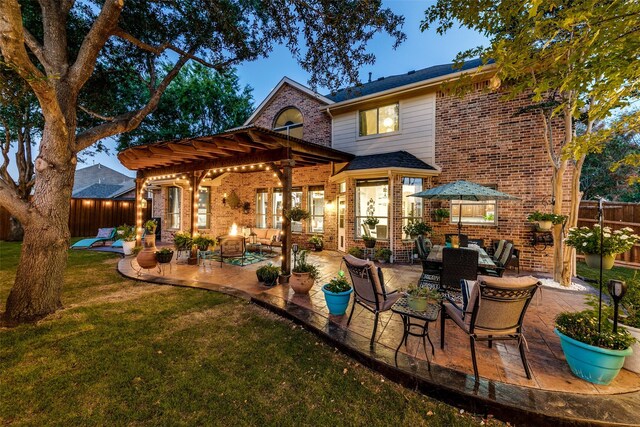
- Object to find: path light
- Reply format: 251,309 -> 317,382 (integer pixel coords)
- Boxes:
292,243 -> 299,267
607,279 -> 628,333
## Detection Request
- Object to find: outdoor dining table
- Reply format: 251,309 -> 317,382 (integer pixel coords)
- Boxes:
426,245 -> 496,269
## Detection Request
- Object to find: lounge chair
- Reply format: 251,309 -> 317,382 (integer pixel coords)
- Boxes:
71,227 -> 116,249
344,255 -> 402,348
440,275 -> 541,381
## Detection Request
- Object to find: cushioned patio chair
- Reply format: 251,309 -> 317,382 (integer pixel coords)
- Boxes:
71,227 -> 116,249
415,235 -> 440,286
491,239 -> 509,261
343,255 -> 402,348
218,235 -> 246,267
422,247 -> 478,302
445,233 -> 468,247
440,275 -> 541,381
482,243 -> 514,277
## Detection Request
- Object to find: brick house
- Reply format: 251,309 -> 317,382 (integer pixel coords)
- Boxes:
119,59 -> 566,273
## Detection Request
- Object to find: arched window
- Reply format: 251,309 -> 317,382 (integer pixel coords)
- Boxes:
273,107 -> 303,139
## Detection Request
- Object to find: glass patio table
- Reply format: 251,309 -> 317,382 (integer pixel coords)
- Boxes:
426,245 -> 496,269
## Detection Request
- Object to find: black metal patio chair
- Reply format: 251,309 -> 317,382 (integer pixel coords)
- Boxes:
482,242 -> 514,277
422,247 -> 478,302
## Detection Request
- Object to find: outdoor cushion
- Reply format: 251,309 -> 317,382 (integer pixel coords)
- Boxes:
479,275 -> 539,289
266,229 -> 280,242
253,228 -> 268,239
443,301 -> 518,335
96,227 -> 115,239
343,255 -> 385,297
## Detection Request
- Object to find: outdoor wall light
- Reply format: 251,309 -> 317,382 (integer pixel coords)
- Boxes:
607,279 -> 628,332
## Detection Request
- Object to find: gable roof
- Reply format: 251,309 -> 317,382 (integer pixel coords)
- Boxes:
326,58 -> 491,103
341,151 -> 437,172
72,182 -> 136,199
243,77 -> 334,125
73,163 -> 133,194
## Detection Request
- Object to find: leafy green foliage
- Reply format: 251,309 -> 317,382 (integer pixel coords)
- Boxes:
564,225 -> 639,255
292,250 -> 320,280
256,263 -> 280,284
555,310 -> 635,350
403,220 -> 433,237
348,247 -> 364,259
173,232 -> 193,250
116,224 -> 136,242
526,211 -> 566,224
374,247 -> 392,262
324,270 -> 351,293
308,235 -> 323,246
405,285 -> 440,300
285,207 -> 310,222
192,235 -> 217,250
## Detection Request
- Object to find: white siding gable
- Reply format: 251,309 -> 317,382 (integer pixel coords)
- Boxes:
331,93 -> 436,165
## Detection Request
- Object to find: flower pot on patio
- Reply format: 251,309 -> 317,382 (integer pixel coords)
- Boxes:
290,272 -> 314,294
536,220 -> 553,231
278,274 -> 291,285
322,285 -> 353,315
621,323 -> 640,374
155,250 -> 174,264
407,295 -> 429,312
136,234 -> 158,269
554,329 -> 632,385
584,254 -> 615,270
122,240 -> 136,256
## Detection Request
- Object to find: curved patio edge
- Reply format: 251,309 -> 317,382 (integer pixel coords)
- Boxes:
117,259 -> 640,427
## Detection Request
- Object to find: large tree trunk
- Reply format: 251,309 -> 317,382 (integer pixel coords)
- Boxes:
3,125 -> 75,322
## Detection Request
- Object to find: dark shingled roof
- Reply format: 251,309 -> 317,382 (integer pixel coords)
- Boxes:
326,58 -> 488,103
73,183 -> 134,199
341,151 -> 436,172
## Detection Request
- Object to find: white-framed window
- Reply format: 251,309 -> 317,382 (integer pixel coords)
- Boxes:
355,179 -> 389,239
359,103 -> 399,136
272,190 -> 283,229
273,107 -> 303,139
291,188 -> 303,233
256,189 -> 268,228
308,186 -> 324,234
401,177 -> 423,238
167,186 -> 181,229
197,187 -> 211,229
450,184 -> 498,225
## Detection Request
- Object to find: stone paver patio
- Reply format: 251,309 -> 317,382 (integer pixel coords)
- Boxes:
117,249 -> 640,425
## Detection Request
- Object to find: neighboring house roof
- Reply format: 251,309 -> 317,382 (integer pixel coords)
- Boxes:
342,151 -> 437,172
73,163 -> 134,194
325,58 -> 490,103
243,77 -> 334,125
72,182 -> 135,199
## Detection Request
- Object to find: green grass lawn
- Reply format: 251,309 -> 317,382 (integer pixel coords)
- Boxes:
576,261 -> 639,291
0,241 -> 499,426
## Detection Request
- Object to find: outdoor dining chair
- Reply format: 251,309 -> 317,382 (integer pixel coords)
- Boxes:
440,275 -> 541,381
482,243 -> 514,277
467,238 -> 485,250
422,247 -> 478,302
491,239 -> 508,261
415,235 -> 440,286
445,233 -> 468,247
343,255 -> 402,348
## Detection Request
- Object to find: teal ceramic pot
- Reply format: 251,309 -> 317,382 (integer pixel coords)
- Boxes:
322,285 -> 353,315
554,328 -> 632,385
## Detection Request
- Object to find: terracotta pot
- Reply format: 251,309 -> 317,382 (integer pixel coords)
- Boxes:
290,272 -> 314,294
584,254 -> 615,270
137,235 -> 158,269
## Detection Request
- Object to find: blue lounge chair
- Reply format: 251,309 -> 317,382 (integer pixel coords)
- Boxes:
71,227 -> 116,249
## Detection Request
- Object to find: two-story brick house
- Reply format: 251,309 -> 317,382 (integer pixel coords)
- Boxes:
119,59 -> 565,272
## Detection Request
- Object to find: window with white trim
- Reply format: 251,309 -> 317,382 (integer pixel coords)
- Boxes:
359,103 -> 399,136
355,179 -> 389,239
167,186 -> 181,229
402,177 -> 423,238
273,107 -> 303,139
256,189 -> 268,228
308,186 -> 324,233
197,187 -> 211,229
450,184 -> 497,225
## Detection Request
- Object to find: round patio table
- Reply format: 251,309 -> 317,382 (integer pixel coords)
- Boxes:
391,296 -> 440,364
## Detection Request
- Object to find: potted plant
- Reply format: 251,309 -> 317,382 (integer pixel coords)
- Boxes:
192,234 -> 217,251
403,220 -> 433,239
375,247 -> 392,263
173,232 -> 193,252
526,211 -> 566,231
144,219 -> 158,234
155,247 -> 174,264
348,247 -> 364,259
363,235 -> 376,249
405,286 -> 441,312
564,225 -> 639,269
117,224 -> 136,255
433,208 -> 450,222
555,309 -> 635,385
137,219 -> 158,269
285,206 -> 310,222
322,271 -> 353,315
290,250 -> 320,294
256,263 -> 280,287
363,216 -> 379,230
308,235 -> 323,251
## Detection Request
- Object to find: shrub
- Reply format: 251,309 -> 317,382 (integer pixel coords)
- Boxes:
555,310 -> 635,350
403,220 -> 432,237
325,271 -> 351,293
375,247 -> 392,262
173,232 -> 192,250
348,247 -> 364,259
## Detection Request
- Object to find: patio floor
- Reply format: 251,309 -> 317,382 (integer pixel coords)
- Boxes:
117,249 -> 640,425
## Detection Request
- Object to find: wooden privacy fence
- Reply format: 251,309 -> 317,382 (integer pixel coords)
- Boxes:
0,198 -> 152,240
577,201 -> 640,267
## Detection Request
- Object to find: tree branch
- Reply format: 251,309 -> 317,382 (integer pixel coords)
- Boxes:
68,0 -> 123,89
22,28 -> 52,73
78,104 -> 114,121
0,178 -> 32,225
75,48 -> 196,151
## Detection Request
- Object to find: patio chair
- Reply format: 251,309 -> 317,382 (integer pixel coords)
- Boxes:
422,248 -> 478,302
491,239 -> 509,261
445,233 -> 468,247
482,243 -> 514,277
467,238 -> 485,250
415,235 -> 440,286
218,235 -> 246,267
71,227 -> 116,249
440,275 -> 541,381
343,255 -> 402,348
510,248 -> 521,274
361,224 -> 372,238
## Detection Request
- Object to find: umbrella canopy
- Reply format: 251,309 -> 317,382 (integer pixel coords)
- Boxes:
410,180 -> 519,237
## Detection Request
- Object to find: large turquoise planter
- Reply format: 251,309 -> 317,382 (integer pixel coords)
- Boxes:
322,285 -> 353,315
554,329 -> 632,385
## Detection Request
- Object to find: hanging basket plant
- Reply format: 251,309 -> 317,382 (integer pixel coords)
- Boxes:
285,207 -> 310,222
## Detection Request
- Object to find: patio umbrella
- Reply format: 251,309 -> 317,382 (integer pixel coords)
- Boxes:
410,180 -> 519,238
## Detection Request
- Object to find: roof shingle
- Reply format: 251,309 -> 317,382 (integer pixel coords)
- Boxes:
341,151 -> 436,172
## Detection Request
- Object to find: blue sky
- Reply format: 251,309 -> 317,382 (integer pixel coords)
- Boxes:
81,0 -> 487,177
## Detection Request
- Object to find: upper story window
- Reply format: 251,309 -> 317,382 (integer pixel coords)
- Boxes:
273,107 -> 303,139
359,103 -> 399,137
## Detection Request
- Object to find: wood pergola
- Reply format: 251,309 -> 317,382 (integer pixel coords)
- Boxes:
118,125 -> 354,274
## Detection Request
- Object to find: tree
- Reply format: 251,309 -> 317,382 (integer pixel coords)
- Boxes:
581,131 -> 640,202
116,63 -> 253,149
423,0 -> 640,284
0,0 -> 405,323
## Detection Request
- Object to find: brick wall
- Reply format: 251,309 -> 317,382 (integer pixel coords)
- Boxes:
433,87 -> 571,272
251,84 -> 332,147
